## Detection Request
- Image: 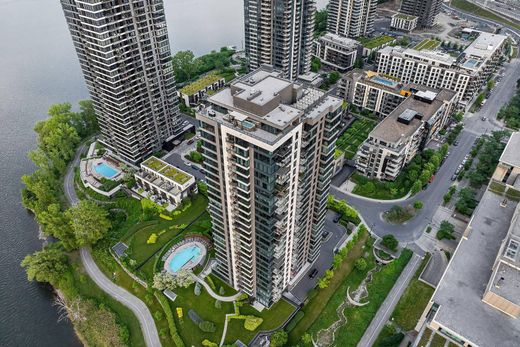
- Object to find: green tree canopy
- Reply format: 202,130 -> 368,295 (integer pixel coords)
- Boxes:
66,201 -> 111,246
38,204 -> 77,250
270,330 -> 288,347
21,247 -> 70,287
382,234 -> 399,251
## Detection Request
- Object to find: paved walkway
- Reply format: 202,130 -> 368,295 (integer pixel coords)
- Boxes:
193,275 -> 242,302
357,254 -> 422,347
64,138 -> 161,347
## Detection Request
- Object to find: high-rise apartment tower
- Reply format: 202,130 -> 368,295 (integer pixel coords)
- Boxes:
244,0 -> 316,80
327,0 -> 377,38
196,66 -> 342,306
399,0 -> 442,28
61,0 -> 180,164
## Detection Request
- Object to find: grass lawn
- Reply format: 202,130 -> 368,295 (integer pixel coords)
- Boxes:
69,255 -> 146,347
224,299 -> 297,344
373,324 -> 404,347
417,328 -> 433,347
414,39 -> 440,51
288,232 -> 369,344
358,35 -> 395,49
430,332 -> 448,347
306,249 -> 413,347
451,0 -> 520,31
336,118 -> 377,160
391,254 -> 434,331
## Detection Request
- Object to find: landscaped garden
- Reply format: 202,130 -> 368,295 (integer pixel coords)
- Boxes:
336,118 -> 377,160
358,35 -> 396,49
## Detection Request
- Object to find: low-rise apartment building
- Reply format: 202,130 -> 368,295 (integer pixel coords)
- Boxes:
338,69 -> 411,117
390,13 -> 418,32
421,135 -> 520,346
313,33 -> 362,72
179,73 -> 226,107
356,88 -> 457,180
196,66 -> 342,306
135,156 -> 197,206
376,30 -> 507,105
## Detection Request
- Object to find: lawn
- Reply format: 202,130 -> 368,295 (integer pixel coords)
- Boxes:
414,39 -> 440,51
358,35 -> 395,49
373,324 -> 404,347
451,0 -> 520,31
430,332 -> 448,347
288,231 -> 369,344
391,254 -> 434,331
304,249 -> 413,347
336,118 -> 377,160
417,328 -> 433,347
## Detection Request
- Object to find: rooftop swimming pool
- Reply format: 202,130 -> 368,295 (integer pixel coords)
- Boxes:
94,162 -> 120,179
167,245 -> 202,273
371,76 -> 399,88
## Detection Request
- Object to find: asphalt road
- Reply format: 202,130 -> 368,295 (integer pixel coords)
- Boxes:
64,140 -> 161,347
357,253 -> 422,347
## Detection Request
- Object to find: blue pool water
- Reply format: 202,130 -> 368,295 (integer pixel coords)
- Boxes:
168,246 -> 202,273
94,162 -> 119,179
371,76 -> 398,88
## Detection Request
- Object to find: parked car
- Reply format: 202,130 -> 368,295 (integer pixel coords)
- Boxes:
481,116 -> 487,121
192,165 -> 199,171
333,214 -> 341,223
454,140 -> 459,146
309,269 -> 318,279
187,139 -> 194,145
322,231 -> 330,239
451,174 -> 458,181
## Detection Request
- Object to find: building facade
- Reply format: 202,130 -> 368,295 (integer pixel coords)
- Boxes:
399,0 -> 442,28
196,67 -> 342,306
313,33 -> 362,72
390,13 -> 418,32
338,69 -> 410,117
327,0 -> 377,38
244,0 -> 316,80
356,88 -> 457,180
61,0 -> 181,165
375,31 -> 506,105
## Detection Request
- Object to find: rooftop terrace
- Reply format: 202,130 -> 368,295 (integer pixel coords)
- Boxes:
141,156 -> 193,185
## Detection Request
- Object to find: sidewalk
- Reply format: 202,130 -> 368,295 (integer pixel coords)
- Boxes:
357,253 -> 422,347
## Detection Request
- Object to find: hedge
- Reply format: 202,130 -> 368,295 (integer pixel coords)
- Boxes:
285,311 -> 304,332
154,291 -> 185,347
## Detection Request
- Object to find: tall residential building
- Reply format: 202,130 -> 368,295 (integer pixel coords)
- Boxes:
375,30 -> 507,105
327,0 -> 377,38
196,66 -> 342,306
399,0 -> 442,28
61,0 -> 180,164
244,0 -> 316,80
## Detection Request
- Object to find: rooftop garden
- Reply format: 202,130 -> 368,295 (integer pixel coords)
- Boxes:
414,39 -> 441,51
142,156 -> 167,172
180,73 -> 223,96
143,156 -> 192,185
358,35 -> 395,49
336,118 -> 377,160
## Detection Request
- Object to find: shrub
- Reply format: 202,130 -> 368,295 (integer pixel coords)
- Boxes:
355,258 -> 367,271
154,310 -> 163,321
194,282 -> 201,296
244,315 -> 263,331
154,292 -> 185,347
159,213 -> 172,220
206,276 -> 216,290
413,200 -> 423,210
436,220 -> 455,240
214,300 -> 222,309
147,233 -> 158,244
219,286 -> 225,295
270,330 -> 288,347
198,321 -> 216,333
382,234 -> 398,251
202,340 -> 218,347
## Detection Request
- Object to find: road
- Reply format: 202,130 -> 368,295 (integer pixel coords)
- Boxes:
64,140 -> 161,347
357,253 -> 422,347
331,54 -> 520,243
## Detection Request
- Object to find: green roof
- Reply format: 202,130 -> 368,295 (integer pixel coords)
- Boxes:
180,73 -> 223,96
142,156 -> 192,185
358,35 -> 395,49
414,39 -> 441,51
394,13 -> 417,20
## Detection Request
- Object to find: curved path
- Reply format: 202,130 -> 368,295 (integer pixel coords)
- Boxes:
64,139 -> 161,347
193,275 -> 243,302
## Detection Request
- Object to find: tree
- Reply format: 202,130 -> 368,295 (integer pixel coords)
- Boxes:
171,50 -> 199,82
38,204 -> 77,250
354,58 -> 364,69
410,180 -> 422,195
455,187 -> 477,216
152,270 -> 194,291
270,330 -> 288,347
21,248 -> 70,288
314,9 -> 328,37
381,234 -> 398,251
333,254 -> 343,269
311,57 -> 321,72
436,220 -> 455,240
302,333 -> 313,344
453,111 -> 464,122
413,200 -> 423,210
66,201 -> 111,246
355,258 -> 367,271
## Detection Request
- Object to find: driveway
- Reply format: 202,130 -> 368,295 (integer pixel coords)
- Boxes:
289,211 -> 349,302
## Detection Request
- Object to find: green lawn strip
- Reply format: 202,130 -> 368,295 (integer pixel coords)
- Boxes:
70,256 -> 146,347
287,232 -> 369,344
417,328 -> 433,347
391,254 -> 434,331
224,299 -> 297,344
430,332 -> 448,347
451,0 -> 520,31
308,249 -> 413,347
171,283 -> 235,346
373,324 -> 404,347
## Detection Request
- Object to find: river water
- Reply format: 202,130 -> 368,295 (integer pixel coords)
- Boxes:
0,0 -> 325,345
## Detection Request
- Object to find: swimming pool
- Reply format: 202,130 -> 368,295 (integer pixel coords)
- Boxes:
167,245 -> 202,273
371,76 -> 398,88
94,162 -> 119,179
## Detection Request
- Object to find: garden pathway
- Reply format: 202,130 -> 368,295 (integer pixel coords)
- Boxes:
313,266 -> 381,347
192,275 -> 242,302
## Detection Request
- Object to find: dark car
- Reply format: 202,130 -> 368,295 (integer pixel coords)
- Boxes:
451,174 -> 458,181
322,231 -> 330,239
309,269 -> 318,279
333,214 -> 341,223
454,140 -> 459,146
187,139 -> 194,145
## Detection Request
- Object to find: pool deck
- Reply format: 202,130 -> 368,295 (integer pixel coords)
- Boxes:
164,241 -> 206,274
